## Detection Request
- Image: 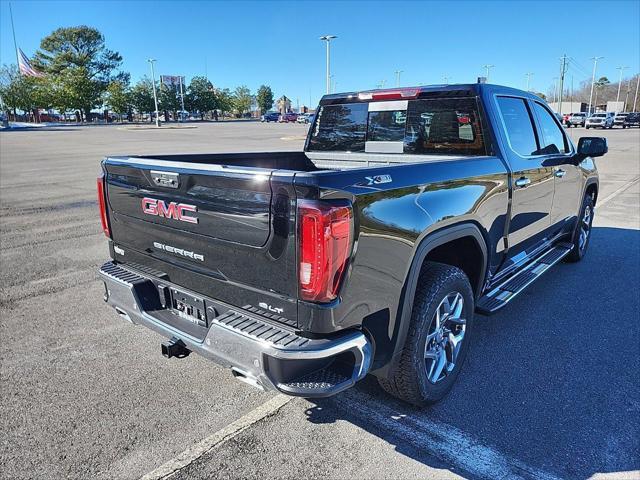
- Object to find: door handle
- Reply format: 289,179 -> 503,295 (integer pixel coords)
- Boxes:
515,177 -> 531,188
554,169 -> 566,178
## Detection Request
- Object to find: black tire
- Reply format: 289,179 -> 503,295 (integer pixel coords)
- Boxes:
565,194 -> 595,263
378,262 -> 475,406
586,126 -> 590,129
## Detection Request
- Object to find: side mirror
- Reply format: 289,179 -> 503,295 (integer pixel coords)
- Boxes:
577,137 -> 608,158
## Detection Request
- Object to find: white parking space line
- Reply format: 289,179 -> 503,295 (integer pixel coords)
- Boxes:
332,389 -> 562,480
597,176 -> 640,208
140,394 -> 293,480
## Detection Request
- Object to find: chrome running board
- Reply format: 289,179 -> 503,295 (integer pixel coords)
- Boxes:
476,242 -> 573,315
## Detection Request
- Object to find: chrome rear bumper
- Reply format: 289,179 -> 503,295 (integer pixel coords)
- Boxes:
99,261 -> 372,397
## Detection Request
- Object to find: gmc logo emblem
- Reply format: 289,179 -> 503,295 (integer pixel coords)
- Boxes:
142,197 -> 198,224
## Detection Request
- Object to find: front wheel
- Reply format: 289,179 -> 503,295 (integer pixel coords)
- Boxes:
378,262 -> 474,406
565,194 -> 595,262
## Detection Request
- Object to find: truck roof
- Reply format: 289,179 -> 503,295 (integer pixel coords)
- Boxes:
319,83 -> 543,106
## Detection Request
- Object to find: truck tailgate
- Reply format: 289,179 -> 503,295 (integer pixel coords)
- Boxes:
103,156 -> 299,325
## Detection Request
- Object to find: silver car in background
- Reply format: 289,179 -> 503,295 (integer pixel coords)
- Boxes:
567,112 -> 588,127
585,112 -> 615,129
614,113 -> 629,127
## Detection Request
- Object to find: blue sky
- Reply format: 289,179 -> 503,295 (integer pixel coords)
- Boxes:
1,0 -> 639,107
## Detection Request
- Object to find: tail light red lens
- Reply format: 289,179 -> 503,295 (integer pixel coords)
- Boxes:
97,173 -> 111,238
298,200 -> 353,303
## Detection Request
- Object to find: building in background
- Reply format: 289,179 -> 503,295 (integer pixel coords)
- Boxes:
277,96 -> 292,114
547,102 -> 587,114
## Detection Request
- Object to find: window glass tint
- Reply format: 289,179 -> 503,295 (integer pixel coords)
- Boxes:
367,110 -> 406,142
496,97 -> 538,156
404,98 -> 486,155
532,102 -> 567,154
308,103 -> 368,152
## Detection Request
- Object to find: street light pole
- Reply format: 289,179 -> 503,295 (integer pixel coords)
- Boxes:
588,56 -> 604,115
319,35 -> 337,94
635,75 -> 640,112
525,72 -> 534,91
483,64 -> 494,82
616,66 -> 629,104
148,59 -> 160,127
178,76 -> 185,122
395,70 -> 403,87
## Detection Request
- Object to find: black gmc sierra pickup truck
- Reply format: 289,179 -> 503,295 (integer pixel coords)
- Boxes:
98,83 -> 607,405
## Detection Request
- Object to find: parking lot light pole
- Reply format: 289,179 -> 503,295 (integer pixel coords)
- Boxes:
616,66 -> 629,104
147,59 -> 160,127
395,70 -> 403,87
319,35 -> 337,94
525,72 -> 534,91
588,56 -> 604,115
635,75 -> 640,112
483,64 -> 494,82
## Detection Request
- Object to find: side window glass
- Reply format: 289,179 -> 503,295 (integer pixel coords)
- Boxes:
496,97 -> 538,156
532,102 -> 567,154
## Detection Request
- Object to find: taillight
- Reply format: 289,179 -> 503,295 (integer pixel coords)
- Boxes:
298,200 -> 353,303
97,173 -> 111,238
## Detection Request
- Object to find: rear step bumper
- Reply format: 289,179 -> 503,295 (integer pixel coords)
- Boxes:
99,261 -> 372,398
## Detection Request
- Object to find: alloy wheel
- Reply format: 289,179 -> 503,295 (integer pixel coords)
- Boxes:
424,292 -> 466,383
579,204 -> 592,252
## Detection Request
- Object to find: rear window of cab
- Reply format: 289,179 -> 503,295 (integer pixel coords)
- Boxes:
308,97 -> 487,156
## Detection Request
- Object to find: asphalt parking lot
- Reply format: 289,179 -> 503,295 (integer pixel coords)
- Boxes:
1,122 -> 638,480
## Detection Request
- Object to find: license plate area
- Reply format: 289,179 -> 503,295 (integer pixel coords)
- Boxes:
170,288 -> 207,327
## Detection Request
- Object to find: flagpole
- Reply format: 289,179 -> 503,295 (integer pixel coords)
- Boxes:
9,2 -> 20,67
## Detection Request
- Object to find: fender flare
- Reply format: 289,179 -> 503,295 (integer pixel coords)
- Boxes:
375,222 -> 488,376
582,177 -> 599,204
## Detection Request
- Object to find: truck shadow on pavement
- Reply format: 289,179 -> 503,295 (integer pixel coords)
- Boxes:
304,227 -> 640,480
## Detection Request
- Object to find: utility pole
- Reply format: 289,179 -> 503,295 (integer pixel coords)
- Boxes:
616,66 -> 629,104
552,77 -> 558,103
558,54 -> 568,115
588,56 -> 604,115
483,64 -> 494,82
624,79 -> 631,111
178,76 -> 185,122
395,70 -> 403,87
634,75 -> 640,112
525,72 -> 534,91
319,35 -> 337,94
147,59 -> 160,127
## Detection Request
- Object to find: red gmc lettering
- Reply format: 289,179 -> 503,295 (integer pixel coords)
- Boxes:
141,197 -> 198,224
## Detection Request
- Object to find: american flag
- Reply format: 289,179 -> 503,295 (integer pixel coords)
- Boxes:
18,48 -> 43,77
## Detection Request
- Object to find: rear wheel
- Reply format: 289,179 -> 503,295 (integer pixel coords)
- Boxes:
378,262 -> 474,406
565,194 -> 594,262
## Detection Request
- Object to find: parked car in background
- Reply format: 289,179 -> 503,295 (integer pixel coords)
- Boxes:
567,112 -> 588,127
585,112 -> 615,129
297,113 -> 311,124
280,112 -> 298,123
614,112 -> 629,127
562,113 -> 571,125
261,112 -> 280,123
622,112 -> 640,128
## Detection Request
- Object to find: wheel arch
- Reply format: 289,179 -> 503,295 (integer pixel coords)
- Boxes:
584,179 -> 599,205
373,222 -> 488,377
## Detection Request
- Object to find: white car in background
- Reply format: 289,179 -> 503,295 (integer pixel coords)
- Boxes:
613,113 -> 629,128
585,112 -> 615,129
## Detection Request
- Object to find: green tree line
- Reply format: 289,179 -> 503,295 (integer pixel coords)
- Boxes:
0,26 -> 276,122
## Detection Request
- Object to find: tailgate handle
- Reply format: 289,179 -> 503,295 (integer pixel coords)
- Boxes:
150,170 -> 180,189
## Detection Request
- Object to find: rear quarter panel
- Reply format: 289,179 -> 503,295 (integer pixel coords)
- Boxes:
295,157 -> 509,350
